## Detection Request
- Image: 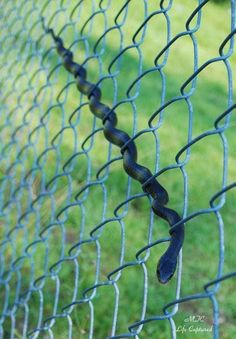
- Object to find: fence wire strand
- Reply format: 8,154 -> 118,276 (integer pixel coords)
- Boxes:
0,0 -> 236,338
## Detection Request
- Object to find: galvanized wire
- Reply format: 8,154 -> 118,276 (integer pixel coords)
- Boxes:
0,0 -> 235,338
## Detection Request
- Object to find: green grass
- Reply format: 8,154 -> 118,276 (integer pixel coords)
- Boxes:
1,0 -> 236,338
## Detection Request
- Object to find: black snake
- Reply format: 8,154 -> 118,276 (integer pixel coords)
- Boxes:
43,20 -> 185,284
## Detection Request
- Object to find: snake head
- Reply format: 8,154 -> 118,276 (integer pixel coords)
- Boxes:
156,255 -> 177,284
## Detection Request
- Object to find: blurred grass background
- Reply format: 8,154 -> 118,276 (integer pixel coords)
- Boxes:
0,0 -> 236,338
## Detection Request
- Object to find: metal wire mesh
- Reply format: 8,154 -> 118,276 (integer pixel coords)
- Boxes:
0,0 -> 236,338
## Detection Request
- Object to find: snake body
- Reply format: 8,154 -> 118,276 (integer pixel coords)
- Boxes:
44,24 -> 184,283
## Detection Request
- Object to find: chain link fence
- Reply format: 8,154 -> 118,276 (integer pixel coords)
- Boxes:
0,0 -> 236,338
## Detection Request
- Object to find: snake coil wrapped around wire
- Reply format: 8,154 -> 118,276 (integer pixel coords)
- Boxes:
43,20 -> 185,284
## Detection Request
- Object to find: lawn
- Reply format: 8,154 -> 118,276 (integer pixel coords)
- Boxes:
0,0 -> 235,338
